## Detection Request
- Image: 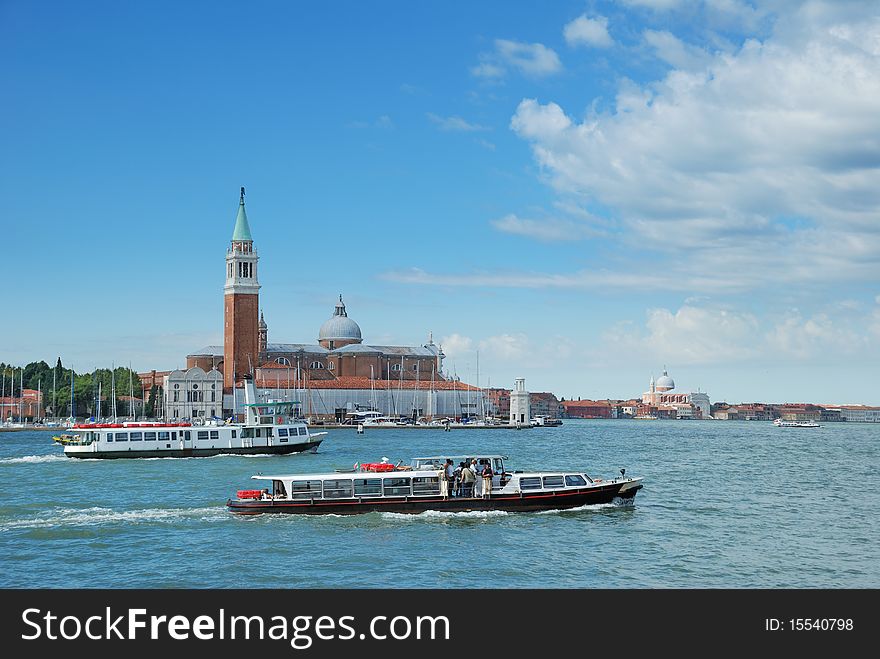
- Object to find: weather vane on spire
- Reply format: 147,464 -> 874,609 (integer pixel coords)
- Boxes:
240,187 -> 245,204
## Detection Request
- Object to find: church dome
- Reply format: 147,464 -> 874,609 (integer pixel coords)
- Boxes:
318,295 -> 362,341
655,369 -> 675,391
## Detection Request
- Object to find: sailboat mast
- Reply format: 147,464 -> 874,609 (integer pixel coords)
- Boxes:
111,364 -> 117,422
52,365 -> 56,422
129,361 -> 134,420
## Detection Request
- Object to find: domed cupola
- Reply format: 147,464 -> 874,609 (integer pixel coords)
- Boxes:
318,295 -> 363,349
655,368 -> 675,392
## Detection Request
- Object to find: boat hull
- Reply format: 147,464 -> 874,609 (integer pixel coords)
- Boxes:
64,439 -> 322,459
227,480 -> 642,515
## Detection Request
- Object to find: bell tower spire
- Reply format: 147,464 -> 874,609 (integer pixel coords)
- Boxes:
224,187 -> 261,392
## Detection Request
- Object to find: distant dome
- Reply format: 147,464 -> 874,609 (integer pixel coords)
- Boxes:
655,370 -> 675,391
318,295 -> 362,341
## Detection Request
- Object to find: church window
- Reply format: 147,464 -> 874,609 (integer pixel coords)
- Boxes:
310,361 -> 325,369
274,357 -> 291,366
391,363 -> 402,372
328,362 -> 335,370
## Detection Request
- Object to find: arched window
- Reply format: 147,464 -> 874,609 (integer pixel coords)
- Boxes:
275,357 -> 291,366
328,362 -> 335,371
391,363 -> 402,372
412,364 -> 419,371
310,361 -> 325,370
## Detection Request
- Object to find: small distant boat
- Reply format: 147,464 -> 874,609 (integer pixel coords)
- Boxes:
531,415 -> 563,427
773,419 -> 820,428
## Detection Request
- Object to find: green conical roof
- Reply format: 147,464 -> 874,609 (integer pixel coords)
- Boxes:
232,187 -> 253,242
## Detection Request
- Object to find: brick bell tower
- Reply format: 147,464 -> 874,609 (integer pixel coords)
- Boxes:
223,187 -> 260,391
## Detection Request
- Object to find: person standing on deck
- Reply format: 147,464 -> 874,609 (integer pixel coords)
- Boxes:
444,459 -> 455,497
481,461 -> 493,499
439,467 -> 449,499
460,461 -> 476,497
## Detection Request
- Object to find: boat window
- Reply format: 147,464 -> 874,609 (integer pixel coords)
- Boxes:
241,428 -> 253,438
323,479 -> 353,499
565,475 -> 587,487
298,427 -> 307,436
520,477 -> 542,490
542,475 -> 565,489
158,431 -> 170,441
354,478 -> 382,497
260,416 -> 273,424
289,480 -> 323,500
144,432 -> 157,441
115,433 -> 128,442
210,430 -> 219,440
582,474 -> 594,483
129,432 -> 143,442
197,431 -> 209,440
412,476 -> 441,496
278,428 -> 288,437
184,431 -> 191,440
493,458 -> 504,473
383,477 -> 411,497
106,433 -> 113,443
232,430 -> 237,438
273,480 -> 287,497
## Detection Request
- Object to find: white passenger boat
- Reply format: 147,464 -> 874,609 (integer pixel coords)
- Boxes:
773,419 -> 820,428
227,454 -> 643,515
60,377 -> 326,459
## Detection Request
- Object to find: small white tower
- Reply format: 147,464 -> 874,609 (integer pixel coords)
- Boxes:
509,377 -> 531,426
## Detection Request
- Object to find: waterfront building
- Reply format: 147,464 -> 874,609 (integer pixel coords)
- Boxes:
0,388 -> 42,421
485,388 -> 511,419
778,404 -> 822,422
529,392 -> 563,419
640,368 -> 708,419
162,367 -> 224,421
837,406 -> 880,423
509,378 -> 531,425
562,400 -> 614,419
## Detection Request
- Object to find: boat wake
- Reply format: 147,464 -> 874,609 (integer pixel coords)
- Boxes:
535,502 -> 620,515
0,454 -> 69,465
380,509 -> 510,521
0,506 -> 228,531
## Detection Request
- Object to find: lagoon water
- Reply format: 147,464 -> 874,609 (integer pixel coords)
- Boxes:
1,420 -> 878,588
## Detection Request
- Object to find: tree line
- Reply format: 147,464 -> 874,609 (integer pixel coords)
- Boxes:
0,359 -> 145,420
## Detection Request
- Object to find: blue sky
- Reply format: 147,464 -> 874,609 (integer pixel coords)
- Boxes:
2,0 -> 879,404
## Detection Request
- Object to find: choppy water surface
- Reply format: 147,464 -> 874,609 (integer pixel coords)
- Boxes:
1,420 -> 877,588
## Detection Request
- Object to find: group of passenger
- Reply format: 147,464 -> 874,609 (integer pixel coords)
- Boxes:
438,458 -> 495,499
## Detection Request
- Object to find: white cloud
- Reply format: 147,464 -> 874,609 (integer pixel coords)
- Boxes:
599,304 -> 877,366
621,0 -> 684,9
471,62 -> 506,79
564,15 -> 614,48
479,333 -> 529,361
426,113 -> 489,132
490,213 -> 602,242
604,306 -> 761,365
509,4 -> 880,291
643,29 -> 713,70
439,333 -> 473,360
472,39 -> 562,79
